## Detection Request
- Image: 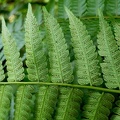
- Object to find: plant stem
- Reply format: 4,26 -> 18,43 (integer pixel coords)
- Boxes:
0,82 -> 120,94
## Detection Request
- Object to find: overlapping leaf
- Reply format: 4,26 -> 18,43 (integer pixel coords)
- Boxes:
58,0 -> 86,18
82,92 -> 114,119
25,4 -> 48,82
111,96 -> 120,120
97,11 -> 120,89
14,85 -> 34,120
113,20 -> 120,48
43,7 -> 73,83
65,7 -> 102,86
105,0 -> 120,16
35,86 -> 58,120
0,85 -> 13,120
54,87 -> 83,120
2,18 -> 24,82
86,0 -> 105,16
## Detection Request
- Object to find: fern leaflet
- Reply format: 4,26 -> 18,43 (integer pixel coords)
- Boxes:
25,4 -> 48,82
57,0 -> 72,19
105,0 -> 120,16
111,96 -> 120,120
14,85 -> 34,120
65,7 -> 103,86
0,85 -> 13,120
72,0 -> 86,17
1,18 -> 24,82
113,21 -> 120,49
86,0 -> 105,16
82,91 -> 114,119
35,86 -> 58,120
97,10 -> 120,89
43,7 -> 73,83
54,87 -> 83,120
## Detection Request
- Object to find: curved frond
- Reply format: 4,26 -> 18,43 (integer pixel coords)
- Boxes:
0,61 -> 5,81
111,96 -> 120,120
105,0 -> 120,16
25,4 -> 48,82
82,92 -> 114,119
97,11 -> 120,89
65,7 -> 103,86
0,85 -> 13,120
1,18 -> 24,82
14,85 -> 34,120
54,87 -> 83,120
34,86 -> 58,120
43,7 -> 73,83
86,0 -> 105,16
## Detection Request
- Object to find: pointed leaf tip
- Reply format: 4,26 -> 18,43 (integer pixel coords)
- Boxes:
64,6 -> 69,16
64,7 -> 73,19
1,17 -> 8,33
27,3 -> 32,14
1,17 -> 6,27
98,9 -> 104,19
42,6 -> 48,15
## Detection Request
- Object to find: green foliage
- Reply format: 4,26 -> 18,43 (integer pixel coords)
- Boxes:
58,0 -> 86,18
65,7 -> 102,86
35,86 -> 58,119
14,85 -> 34,120
54,87 -> 83,120
86,0 -> 105,16
1,1 -> 120,120
97,10 -> 120,89
105,0 -> 120,15
25,4 -> 48,82
111,96 -> 120,120
82,92 -> 114,119
113,20 -> 120,48
43,7 -> 73,83
0,85 -> 13,120
0,61 -> 5,81
1,18 -> 24,82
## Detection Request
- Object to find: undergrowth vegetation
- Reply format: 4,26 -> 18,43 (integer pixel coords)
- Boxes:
1,0 -> 120,120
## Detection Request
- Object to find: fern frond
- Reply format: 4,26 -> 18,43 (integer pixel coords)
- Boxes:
113,21 -> 120,48
58,0 -> 71,19
0,85 -> 13,120
14,85 -> 34,120
111,96 -> 120,120
34,86 -> 58,120
105,0 -> 120,16
97,11 -> 120,89
1,18 -> 24,82
70,0 -> 86,17
25,4 -> 48,82
43,7 -> 73,83
58,0 -> 86,18
82,19 -> 99,44
86,0 -> 105,16
0,61 -> 5,81
65,7 -> 102,86
54,87 -> 83,120
82,92 -> 114,119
